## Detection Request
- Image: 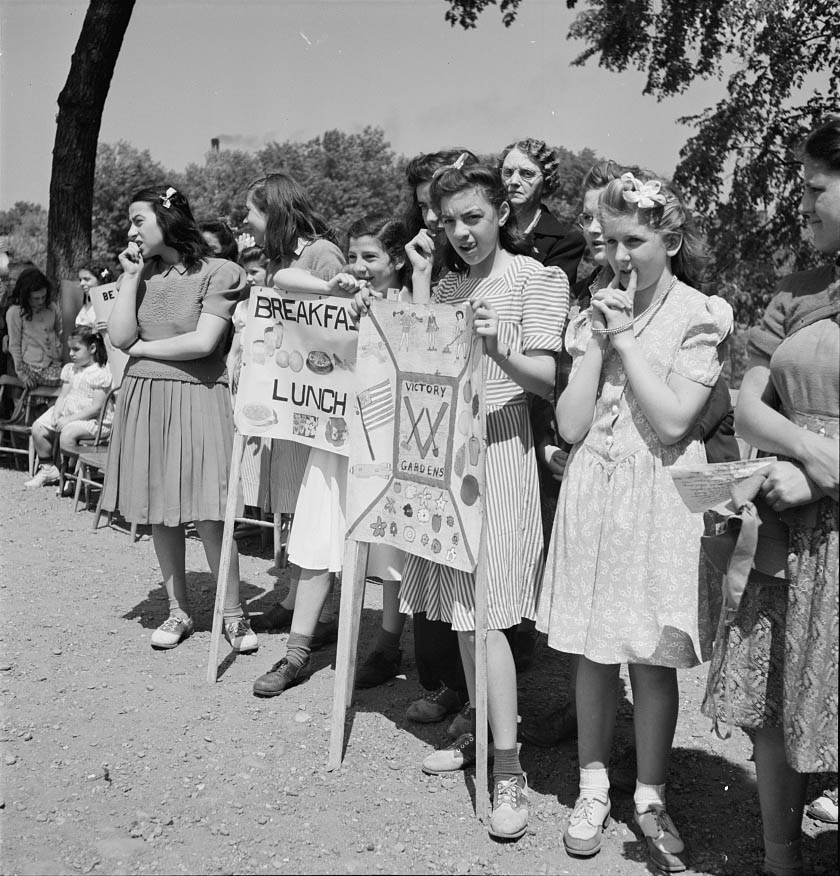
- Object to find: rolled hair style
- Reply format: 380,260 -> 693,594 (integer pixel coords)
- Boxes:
430,163 -> 531,273
238,245 -> 267,268
498,138 -> 561,197
403,148 -> 479,237
245,172 -> 336,267
581,160 -> 634,195
346,212 -> 412,289
13,267 -> 53,320
800,115 -> 840,172
129,185 -> 210,273
77,262 -> 115,284
69,325 -> 108,367
598,173 -> 709,290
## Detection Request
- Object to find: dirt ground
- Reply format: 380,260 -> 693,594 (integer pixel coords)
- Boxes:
0,465 -> 837,876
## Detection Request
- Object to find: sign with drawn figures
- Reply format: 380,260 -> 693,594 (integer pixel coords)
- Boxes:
346,301 -> 486,573
233,286 -> 358,456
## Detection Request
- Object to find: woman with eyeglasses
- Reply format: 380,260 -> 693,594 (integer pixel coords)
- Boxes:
498,138 -> 586,286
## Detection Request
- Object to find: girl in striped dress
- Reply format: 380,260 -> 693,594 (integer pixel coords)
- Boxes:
402,163 -> 569,840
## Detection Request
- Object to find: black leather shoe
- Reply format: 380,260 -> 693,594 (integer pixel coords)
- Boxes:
355,649 -> 402,689
253,603 -> 294,632
252,656 -> 311,697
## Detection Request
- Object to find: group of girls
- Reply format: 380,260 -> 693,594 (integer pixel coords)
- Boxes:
1,262 -> 116,489
89,118 -> 837,874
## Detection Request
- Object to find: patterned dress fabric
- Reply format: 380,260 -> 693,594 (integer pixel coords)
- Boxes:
538,282 -> 732,667
399,255 -> 569,631
703,265 -> 839,773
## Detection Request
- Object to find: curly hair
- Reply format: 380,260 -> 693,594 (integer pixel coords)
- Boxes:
598,172 -> 709,290
498,138 -> 561,197
346,212 -> 412,289
129,185 -> 210,273
429,163 -> 531,273
403,149 -> 479,237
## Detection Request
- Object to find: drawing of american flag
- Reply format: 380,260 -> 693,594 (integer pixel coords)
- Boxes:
357,380 -> 394,430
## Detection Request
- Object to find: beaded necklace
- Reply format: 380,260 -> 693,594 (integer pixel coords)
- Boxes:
590,275 -> 677,336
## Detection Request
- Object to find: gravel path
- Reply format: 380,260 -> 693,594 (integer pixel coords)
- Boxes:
0,467 -> 836,875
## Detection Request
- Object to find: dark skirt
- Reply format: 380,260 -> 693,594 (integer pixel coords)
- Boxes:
101,375 -> 234,526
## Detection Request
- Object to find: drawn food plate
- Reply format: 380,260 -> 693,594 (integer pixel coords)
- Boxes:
241,402 -> 278,430
306,350 -> 334,375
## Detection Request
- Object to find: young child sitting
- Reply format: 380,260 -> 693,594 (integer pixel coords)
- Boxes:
25,326 -> 112,488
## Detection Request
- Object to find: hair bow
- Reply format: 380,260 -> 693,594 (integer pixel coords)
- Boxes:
160,187 -> 178,209
621,172 -> 667,209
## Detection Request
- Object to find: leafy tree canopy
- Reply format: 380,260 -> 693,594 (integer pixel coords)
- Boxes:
444,0 -> 840,325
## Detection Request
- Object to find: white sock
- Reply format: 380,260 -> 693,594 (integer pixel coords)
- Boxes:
580,767 -> 610,804
634,780 -> 666,813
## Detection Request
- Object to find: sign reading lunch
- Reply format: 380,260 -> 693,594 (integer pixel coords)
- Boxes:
346,301 -> 486,573
234,286 -> 358,456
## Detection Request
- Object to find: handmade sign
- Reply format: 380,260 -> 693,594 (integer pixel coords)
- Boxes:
346,300 -> 485,573
233,286 -> 358,456
89,282 -> 128,387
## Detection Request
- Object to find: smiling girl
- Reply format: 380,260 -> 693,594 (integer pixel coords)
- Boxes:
538,172 -> 733,871
103,185 -> 259,654
401,162 -> 569,840
75,262 -> 115,331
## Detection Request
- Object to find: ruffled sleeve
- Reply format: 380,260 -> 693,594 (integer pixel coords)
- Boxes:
564,306 -> 594,381
671,295 -> 733,386
90,364 -> 112,391
521,263 -> 569,353
60,363 -> 73,384
200,260 -> 247,321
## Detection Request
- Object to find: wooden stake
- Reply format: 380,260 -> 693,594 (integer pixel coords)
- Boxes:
327,538 -> 370,770
206,430 -> 245,684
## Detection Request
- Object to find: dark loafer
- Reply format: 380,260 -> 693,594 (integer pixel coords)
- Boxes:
252,656 -> 311,697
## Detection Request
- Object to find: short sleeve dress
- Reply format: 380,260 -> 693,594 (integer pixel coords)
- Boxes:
398,255 -> 569,631
537,281 -> 733,666
101,258 -> 245,526
702,264 -> 839,773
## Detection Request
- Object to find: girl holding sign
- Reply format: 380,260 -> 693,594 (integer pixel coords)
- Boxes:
103,185 -> 259,654
400,162 -> 569,840
538,173 -> 732,870
75,262 -> 115,331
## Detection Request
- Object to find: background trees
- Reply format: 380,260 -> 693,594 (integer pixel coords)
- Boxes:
445,0 -> 840,326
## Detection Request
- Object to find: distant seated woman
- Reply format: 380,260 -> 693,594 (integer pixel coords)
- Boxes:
499,138 -> 586,285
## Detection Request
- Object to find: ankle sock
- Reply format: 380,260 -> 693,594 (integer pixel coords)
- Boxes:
580,767 -> 610,804
285,632 -> 312,668
168,598 -> 190,619
222,604 -> 245,622
375,627 -> 402,660
634,780 -> 666,813
492,747 -> 524,784
763,837 -> 803,876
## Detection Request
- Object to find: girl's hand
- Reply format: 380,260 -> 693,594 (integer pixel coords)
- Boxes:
539,442 -> 569,482
470,297 -> 500,357
349,283 -> 375,320
21,372 -> 38,389
405,229 -> 435,275
327,272 -> 363,296
760,461 -> 822,511
591,268 -> 635,335
118,242 -> 143,277
95,320 -> 108,334
237,232 -> 256,253
800,432 -> 840,500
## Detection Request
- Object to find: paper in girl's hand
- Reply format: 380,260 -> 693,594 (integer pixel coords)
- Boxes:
668,458 -> 778,513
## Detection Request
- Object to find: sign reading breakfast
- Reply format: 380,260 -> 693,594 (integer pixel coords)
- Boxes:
346,301 -> 486,573
234,286 -> 358,456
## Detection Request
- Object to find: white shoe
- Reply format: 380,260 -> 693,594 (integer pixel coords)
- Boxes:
151,615 -> 194,649
224,616 -> 259,653
25,464 -> 60,488
807,789 -> 838,824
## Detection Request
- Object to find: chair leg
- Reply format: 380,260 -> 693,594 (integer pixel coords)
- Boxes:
73,460 -> 85,511
130,522 -> 138,542
92,489 -> 105,530
28,435 -> 36,476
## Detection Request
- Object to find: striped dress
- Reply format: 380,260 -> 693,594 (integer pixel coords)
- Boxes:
399,255 -> 569,631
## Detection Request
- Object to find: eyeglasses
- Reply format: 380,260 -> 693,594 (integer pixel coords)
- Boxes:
501,167 -> 541,182
576,212 -> 597,229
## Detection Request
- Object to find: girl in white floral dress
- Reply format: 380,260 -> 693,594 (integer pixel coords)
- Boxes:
538,173 -> 732,872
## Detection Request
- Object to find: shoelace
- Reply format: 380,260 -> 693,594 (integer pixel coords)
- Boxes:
571,796 -> 604,825
648,807 -> 679,839
426,684 -> 449,703
226,618 -> 250,636
452,733 -> 475,752
494,778 -> 523,808
159,616 -> 187,632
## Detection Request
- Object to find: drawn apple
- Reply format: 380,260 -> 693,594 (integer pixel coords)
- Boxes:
289,350 -> 304,372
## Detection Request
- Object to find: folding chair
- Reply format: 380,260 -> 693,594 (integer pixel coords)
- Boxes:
0,378 -> 61,474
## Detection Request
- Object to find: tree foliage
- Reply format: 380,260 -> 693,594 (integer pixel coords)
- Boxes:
444,0 -> 840,325
0,202 -> 48,267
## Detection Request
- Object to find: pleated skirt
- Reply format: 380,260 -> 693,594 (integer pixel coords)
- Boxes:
101,375 -> 233,526
399,400 -> 544,632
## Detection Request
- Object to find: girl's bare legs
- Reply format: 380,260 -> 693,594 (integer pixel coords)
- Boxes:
754,726 -> 808,875
628,663 -> 678,786
151,524 -> 189,617
289,567 -> 332,638
194,519 -> 244,617
30,420 -> 54,461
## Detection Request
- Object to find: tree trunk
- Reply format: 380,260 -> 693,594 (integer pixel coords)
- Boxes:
46,0 -> 135,295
